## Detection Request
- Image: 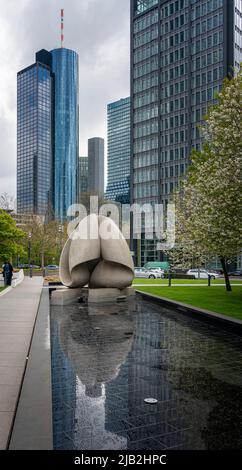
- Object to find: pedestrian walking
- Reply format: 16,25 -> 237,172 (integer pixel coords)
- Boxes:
2,261 -> 13,286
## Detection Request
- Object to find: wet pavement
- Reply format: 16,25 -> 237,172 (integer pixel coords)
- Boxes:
50,291 -> 242,450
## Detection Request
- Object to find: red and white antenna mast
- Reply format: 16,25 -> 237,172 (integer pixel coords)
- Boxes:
61,9 -> 64,48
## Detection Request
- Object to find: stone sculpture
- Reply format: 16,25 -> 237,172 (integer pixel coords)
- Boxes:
59,214 -> 134,290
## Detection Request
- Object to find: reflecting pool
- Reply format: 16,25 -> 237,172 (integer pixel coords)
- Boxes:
50,290 -> 242,450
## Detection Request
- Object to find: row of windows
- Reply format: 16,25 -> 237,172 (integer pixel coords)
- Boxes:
235,24 -> 242,37
191,66 -> 223,87
134,121 -> 159,138
191,30 -> 223,54
161,147 -> 187,162
191,13 -> 223,38
191,85 -> 221,104
161,164 -> 186,178
161,181 -> 179,196
161,130 -> 188,146
161,113 -> 187,130
162,80 -> 188,98
161,96 -> 187,114
134,58 -> 158,78
134,42 -> 158,64
191,0 -> 223,20
161,30 -> 188,50
161,13 -> 187,35
235,5 -> 242,19
161,46 -> 187,66
161,63 -> 188,82
134,27 -> 158,49
134,167 -> 158,183
133,151 -> 158,169
134,105 -> 159,124
134,73 -> 158,93
134,9 -> 158,34
191,48 -> 223,71
134,136 -> 158,153
134,89 -> 159,108
134,184 -> 158,199
162,0 -> 187,19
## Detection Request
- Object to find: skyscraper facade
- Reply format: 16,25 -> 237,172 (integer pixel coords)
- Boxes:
88,138 -> 105,197
78,156 -> 88,201
131,0 -> 242,265
17,53 -> 53,215
17,48 -> 79,220
51,48 -> 79,221
105,97 -> 131,204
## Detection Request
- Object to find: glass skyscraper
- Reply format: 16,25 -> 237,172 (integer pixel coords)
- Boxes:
17,54 -> 53,216
105,97 -> 131,204
17,48 -> 79,221
131,0 -> 242,265
51,48 -> 79,221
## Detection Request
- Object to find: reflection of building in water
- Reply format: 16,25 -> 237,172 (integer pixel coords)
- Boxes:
85,384 -> 103,399
51,316 -> 77,448
52,294 -> 135,450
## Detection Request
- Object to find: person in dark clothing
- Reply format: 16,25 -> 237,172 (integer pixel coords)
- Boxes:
2,261 -> 13,286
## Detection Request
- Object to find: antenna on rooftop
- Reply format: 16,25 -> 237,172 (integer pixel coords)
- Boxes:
61,9 -> 64,48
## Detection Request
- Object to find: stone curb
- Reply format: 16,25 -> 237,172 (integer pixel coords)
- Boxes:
0,287 -> 12,297
136,290 -> 242,331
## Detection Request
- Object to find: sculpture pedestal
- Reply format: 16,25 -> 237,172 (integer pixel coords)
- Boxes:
88,287 -> 135,304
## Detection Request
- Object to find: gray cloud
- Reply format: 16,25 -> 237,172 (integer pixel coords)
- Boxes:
0,0 -> 130,197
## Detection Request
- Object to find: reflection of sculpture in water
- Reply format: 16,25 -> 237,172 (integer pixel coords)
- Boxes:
60,215 -> 134,289
58,303 -> 134,393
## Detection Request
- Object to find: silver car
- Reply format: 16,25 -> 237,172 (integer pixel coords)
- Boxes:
134,268 -> 161,279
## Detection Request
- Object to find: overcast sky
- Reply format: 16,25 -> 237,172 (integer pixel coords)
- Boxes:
0,0 -> 130,197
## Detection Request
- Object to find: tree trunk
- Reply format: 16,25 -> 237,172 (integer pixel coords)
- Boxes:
220,257 -> 232,292
41,251 -> 45,277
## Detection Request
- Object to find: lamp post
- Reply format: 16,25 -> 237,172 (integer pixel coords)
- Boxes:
58,224 -> 64,261
28,232 -> 32,279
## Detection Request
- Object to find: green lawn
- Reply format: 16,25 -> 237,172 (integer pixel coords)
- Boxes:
135,285 -> 242,320
0,287 -> 5,293
133,278 -> 242,285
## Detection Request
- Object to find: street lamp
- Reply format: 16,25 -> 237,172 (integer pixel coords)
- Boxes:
58,225 -> 64,261
28,232 -> 32,279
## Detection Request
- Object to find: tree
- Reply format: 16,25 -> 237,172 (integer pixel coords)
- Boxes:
21,217 -> 68,269
0,193 -> 15,211
0,209 -> 25,263
171,66 -> 242,291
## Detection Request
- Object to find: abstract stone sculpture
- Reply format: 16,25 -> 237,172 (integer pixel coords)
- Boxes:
60,215 -> 134,289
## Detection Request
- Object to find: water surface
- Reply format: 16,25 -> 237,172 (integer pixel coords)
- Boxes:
50,291 -> 242,450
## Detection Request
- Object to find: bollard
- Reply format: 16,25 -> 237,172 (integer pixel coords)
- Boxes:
208,275 -> 211,287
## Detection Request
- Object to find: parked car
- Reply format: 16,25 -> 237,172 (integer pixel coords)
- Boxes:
228,270 -> 242,277
46,265 -> 59,270
149,268 -> 165,278
187,269 -> 220,279
17,264 -> 40,269
134,267 -> 162,279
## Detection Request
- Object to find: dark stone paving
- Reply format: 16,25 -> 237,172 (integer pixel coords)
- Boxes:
50,293 -> 242,450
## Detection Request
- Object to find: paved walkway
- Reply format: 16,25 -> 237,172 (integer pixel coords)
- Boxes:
0,277 -> 43,449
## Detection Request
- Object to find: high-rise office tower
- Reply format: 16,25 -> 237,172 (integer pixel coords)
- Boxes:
17,48 -> 79,220
131,0 -> 242,265
105,97 -> 131,204
78,156 -> 88,201
17,51 -> 53,216
51,48 -> 79,220
88,138 -> 105,197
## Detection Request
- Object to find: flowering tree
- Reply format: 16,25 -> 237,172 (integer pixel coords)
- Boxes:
171,66 -> 242,291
